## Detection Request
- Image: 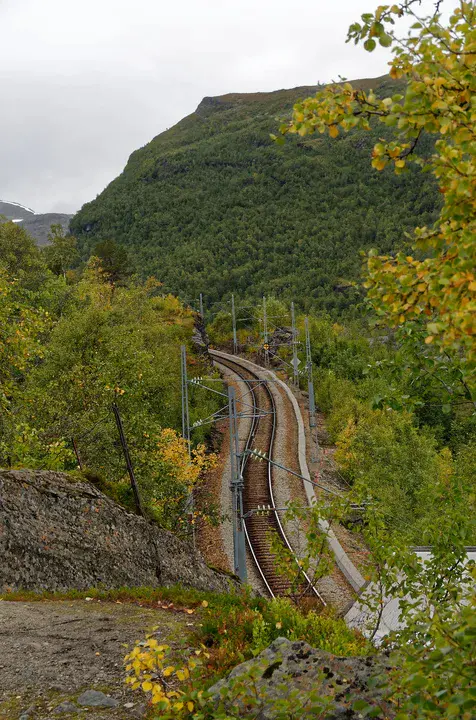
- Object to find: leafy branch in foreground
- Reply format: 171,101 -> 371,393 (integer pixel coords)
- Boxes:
282,0 -> 475,385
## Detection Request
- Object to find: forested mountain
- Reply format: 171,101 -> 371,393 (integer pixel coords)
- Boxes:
71,75 -> 440,315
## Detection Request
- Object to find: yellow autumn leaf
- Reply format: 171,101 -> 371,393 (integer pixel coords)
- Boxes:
328,124 -> 339,138
372,158 -> 386,171
187,701 -> 194,712
142,681 -> 153,692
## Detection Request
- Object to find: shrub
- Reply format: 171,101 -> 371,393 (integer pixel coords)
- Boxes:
335,407 -> 449,539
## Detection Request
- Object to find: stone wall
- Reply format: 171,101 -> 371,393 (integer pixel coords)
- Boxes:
0,469 -> 236,593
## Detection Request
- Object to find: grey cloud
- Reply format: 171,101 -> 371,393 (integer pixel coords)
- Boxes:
0,0 -> 453,213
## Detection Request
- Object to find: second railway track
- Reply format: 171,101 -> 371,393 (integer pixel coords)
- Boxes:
211,352 -> 324,605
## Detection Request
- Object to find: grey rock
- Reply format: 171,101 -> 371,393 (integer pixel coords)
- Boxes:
53,701 -> 78,714
19,705 -> 35,719
209,637 -> 392,720
131,704 -> 147,718
77,690 -> 119,708
0,469 -> 238,594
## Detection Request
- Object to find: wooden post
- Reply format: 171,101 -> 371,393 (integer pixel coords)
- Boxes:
111,403 -> 144,516
71,437 -> 84,471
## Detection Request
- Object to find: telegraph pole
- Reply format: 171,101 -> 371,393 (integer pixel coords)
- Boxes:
305,317 -> 318,461
112,403 -> 144,516
228,386 -> 247,581
71,437 -> 84,472
291,301 -> 299,387
231,294 -> 238,355
263,295 -> 269,366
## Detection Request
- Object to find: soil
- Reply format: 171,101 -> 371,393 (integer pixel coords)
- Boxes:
196,423 -> 232,574
0,599 -> 196,719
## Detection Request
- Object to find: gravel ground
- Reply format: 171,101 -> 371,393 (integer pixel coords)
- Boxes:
196,426 -> 234,574
264,373 -> 354,612
0,599 -> 196,719
312,409 -> 370,576
298,398 -> 367,607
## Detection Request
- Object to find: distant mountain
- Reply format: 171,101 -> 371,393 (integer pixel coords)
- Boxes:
71,75 -> 440,315
0,201 -> 72,246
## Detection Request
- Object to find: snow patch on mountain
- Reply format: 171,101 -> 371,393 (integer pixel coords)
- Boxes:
0,200 -> 36,215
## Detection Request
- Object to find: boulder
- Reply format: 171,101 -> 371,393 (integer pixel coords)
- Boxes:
209,637 -> 392,719
0,469 -> 237,594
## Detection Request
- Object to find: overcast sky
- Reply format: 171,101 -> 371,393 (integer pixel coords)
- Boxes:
0,0 -> 450,214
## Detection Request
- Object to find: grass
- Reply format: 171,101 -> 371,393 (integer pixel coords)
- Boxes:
1,584 -> 370,689
0,583 -> 254,611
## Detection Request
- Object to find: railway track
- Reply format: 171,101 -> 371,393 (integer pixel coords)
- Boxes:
211,352 -> 324,604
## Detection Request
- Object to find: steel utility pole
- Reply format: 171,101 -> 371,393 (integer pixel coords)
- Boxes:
112,403 -> 144,516
180,345 -> 191,455
228,386 -> 247,581
291,302 -> 299,387
231,294 -> 238,355
199,293 -> 204,318
263,295 -> 269,366
305,317 -> 318,462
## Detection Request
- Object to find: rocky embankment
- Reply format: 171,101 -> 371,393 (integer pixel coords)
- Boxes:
0,469 -> 235,593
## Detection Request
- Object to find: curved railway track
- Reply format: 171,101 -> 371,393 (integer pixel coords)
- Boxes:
211,352 -> 324,604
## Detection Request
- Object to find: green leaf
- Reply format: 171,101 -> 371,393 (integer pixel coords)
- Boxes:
353,699 -> 374,712
379,33 -> 392,47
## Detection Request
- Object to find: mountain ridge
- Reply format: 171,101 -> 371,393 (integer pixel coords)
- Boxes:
71,74 -> 440,315
0,200 -> 72,246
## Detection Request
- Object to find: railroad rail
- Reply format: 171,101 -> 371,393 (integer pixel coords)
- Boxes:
211,352 -> 324,604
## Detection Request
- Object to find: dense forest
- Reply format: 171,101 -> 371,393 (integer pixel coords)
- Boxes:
208,298 -> 475,546
71,75 -> 440,316
0,220 -> 221,532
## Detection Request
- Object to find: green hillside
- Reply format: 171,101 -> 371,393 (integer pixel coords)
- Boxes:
71,75 -> 440,315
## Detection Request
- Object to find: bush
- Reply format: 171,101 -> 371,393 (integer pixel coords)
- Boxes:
335,407 -> 450,540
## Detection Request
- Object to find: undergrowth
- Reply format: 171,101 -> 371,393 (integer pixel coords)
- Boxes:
1,583 -> 369,682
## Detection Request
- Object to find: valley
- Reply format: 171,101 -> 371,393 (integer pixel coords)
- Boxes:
1,1 -> 475,717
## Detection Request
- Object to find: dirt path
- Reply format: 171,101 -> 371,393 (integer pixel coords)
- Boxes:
0,600 -> 195,719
